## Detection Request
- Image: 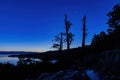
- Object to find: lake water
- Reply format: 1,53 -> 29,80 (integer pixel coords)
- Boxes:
0,54 -> 19,65
0,54 -> 99,80
0,54 -> 43,65
86,70 -> 99,80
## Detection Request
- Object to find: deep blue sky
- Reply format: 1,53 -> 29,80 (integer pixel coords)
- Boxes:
0,0 -> 119,52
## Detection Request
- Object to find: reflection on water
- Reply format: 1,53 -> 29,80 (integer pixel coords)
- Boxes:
86,70 -> 99,80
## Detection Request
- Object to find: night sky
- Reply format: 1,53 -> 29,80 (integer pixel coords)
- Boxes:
0,0 -> 119,52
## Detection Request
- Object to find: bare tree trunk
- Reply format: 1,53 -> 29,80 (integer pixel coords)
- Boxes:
81,16 -> 87,66
82,16 -> 86,48
60,32 -> 63,53
65,14 -> 70,51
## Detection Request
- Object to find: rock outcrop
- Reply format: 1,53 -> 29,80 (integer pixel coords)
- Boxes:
26,69 -> 91,80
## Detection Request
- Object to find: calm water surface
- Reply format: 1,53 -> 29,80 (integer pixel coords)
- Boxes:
0,54 -> 42,65
0,54 -> 19,65
86,70 -> 99,80
0,54 -> 99,80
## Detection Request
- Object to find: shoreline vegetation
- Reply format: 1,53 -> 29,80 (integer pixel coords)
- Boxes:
0,47 -> 120,80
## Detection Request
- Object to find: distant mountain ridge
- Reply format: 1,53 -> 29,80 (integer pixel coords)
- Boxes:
0,51 -> 40,55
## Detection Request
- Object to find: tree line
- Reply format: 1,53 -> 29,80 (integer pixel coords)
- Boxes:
91,4 -> 120,52
52,3 -> 120,53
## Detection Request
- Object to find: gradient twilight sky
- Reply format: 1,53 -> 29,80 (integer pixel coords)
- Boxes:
0,0 -> 119,52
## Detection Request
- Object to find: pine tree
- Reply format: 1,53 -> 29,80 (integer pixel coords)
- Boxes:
107,4 -> 120,33
107,4 -> 120,48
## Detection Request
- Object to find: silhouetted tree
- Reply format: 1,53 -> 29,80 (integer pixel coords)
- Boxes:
107,4 -> 120,33
52,14 -> 74,53
52,32 -> 65,53
78,16 -> 87,66
107,4 -> 120,48
82,16 -> 87,48
64,14 -> 74,51
100,31 -> 106,38
91,34 -> 100,47
91,4 -> 120,50
91,31 -> 108,51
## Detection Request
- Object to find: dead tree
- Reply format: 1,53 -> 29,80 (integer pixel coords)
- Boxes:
64,14 -> 73,51
52,32 -> 65,53
82,16 -> 87,48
